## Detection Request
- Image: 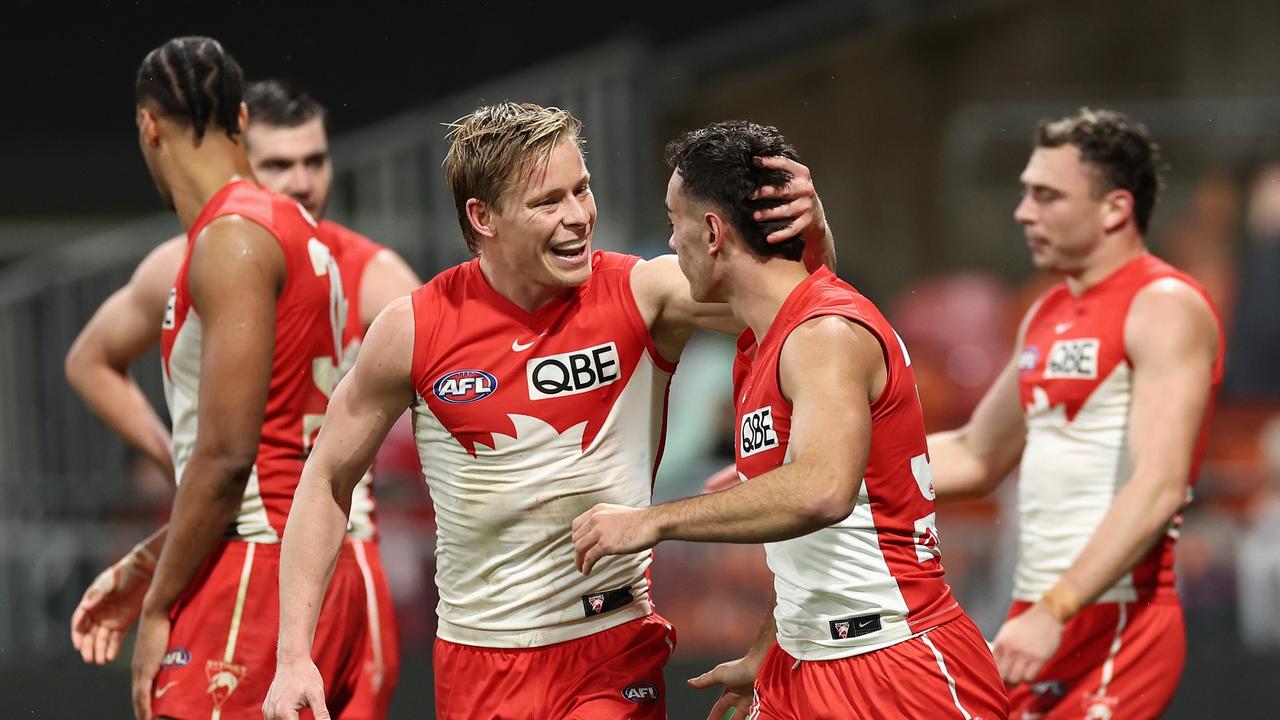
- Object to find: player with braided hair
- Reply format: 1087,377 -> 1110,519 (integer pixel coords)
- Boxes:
124,37 -> 375,720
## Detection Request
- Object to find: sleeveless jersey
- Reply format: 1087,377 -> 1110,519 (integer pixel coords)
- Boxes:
322,220 -> 383,541
161,180 -> 346,543
1015,253 -> 1224,602
733,267 -> 962,661
407,251 -> 673,648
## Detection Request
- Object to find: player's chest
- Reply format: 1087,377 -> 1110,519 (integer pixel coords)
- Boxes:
733,356 -> 791,478
1017,300 -> 1128,412
423,312 -> 643,427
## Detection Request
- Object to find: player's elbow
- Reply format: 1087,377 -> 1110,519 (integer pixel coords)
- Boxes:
191,441 -> 259,492
805,475 -> 858,527
63,342 -> 91,390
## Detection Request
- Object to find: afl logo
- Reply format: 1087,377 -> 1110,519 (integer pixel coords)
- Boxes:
621,681 -> 659,704
433,370 -> 498,404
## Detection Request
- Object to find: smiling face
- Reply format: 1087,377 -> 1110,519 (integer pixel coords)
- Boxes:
245,117 -> 332,218
485,138 -> 596,290
1014,145 -> 1115,274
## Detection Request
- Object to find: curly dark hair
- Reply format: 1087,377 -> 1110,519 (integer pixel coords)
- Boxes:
1035,107 -> 1163,234
665,121 -> 805,261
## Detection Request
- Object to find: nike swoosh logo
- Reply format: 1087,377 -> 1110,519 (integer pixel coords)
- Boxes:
154,681 -> 179,698
857,619 -> 875,628
1054,322 -> 1073,334
512,333 -> 547,352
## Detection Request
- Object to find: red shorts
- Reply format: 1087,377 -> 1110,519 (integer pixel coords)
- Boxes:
1005,594 -> 1185,720
750,615 -> 1009,720
433,614 -> 676,719
347,539 -> 401,719
151,540 -> 370,719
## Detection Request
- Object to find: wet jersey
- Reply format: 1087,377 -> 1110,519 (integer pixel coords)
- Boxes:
408,251 -> 674,648
161,180 -> 346,543
1015,253 -> 1224,602
733,267 -> 962,661
323,220 -> 383,541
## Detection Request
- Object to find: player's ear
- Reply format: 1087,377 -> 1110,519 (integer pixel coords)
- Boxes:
1101,188 -> 1134,233
466,198 -> 498,241
236,101 -> 249,137
137,107 -> 162,147
705,212 -> 726,257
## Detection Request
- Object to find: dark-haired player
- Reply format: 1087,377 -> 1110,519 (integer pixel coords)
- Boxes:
121,37 -> 377,720
263,103 -> 833,720
927,108 -> 1223,719
67,78 -> 415,718
571,121 -> 1008,720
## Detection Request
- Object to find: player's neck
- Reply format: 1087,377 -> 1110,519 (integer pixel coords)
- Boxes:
167,138 -> 257,229
476,255 -> 568,313
1063,232 -> 1146,296
727,257 -> 812,341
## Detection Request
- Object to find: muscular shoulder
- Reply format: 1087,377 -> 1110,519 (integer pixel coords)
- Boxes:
779,316 -> 885,404
358,295 -> 416,379
629,254 -> 682,304
1126,278 -> 1219,365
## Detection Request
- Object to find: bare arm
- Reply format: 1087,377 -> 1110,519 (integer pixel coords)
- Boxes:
994,279 -> 1219,684
573,316 -> 882,571
357,248 -> 422,329
65,236 -> 186,478
264,298 -> 415,720
633,156 -> 835,362
141,217 -> 283,615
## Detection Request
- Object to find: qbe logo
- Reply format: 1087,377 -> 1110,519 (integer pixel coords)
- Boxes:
1044,339 -> 1100,379
739,406 -> 778,457
526,342 -> 620,400
621,681 -> 659,704
433,370 -> 498,404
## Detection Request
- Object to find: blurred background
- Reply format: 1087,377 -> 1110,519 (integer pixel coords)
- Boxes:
3,0 -> 1280,716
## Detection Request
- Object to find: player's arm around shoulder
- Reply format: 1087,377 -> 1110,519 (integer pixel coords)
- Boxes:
631,255 -> 743,363
1124,277 -> 1220,511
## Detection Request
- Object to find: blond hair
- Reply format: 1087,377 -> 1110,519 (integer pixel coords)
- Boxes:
444,102 -> 584,254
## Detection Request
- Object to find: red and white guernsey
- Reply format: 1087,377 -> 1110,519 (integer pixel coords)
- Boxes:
734,267 -> 962,661
161,180 -> 346,543
323,220 -> 383,541
408,251 -> 673,648
1015,253 -> 1224,603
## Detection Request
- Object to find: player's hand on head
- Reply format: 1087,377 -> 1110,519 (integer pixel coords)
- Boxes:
262,659 -> 330,720
687,655 -> 759,720
749,156 -> 826,245
71,552 -> 153,664
571,503 -> 658,575
991,602 -> 1064,686
130,610 -> 170,720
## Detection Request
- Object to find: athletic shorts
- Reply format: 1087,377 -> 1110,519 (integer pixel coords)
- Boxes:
749,614 -> 1009,719
151,539 -> 370,720
1005,594 -> 1185,720
433,613 -> 676,719
346,539 -> 401,719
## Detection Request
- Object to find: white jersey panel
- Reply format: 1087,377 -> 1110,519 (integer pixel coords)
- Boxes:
1016,363 -> 1135,602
